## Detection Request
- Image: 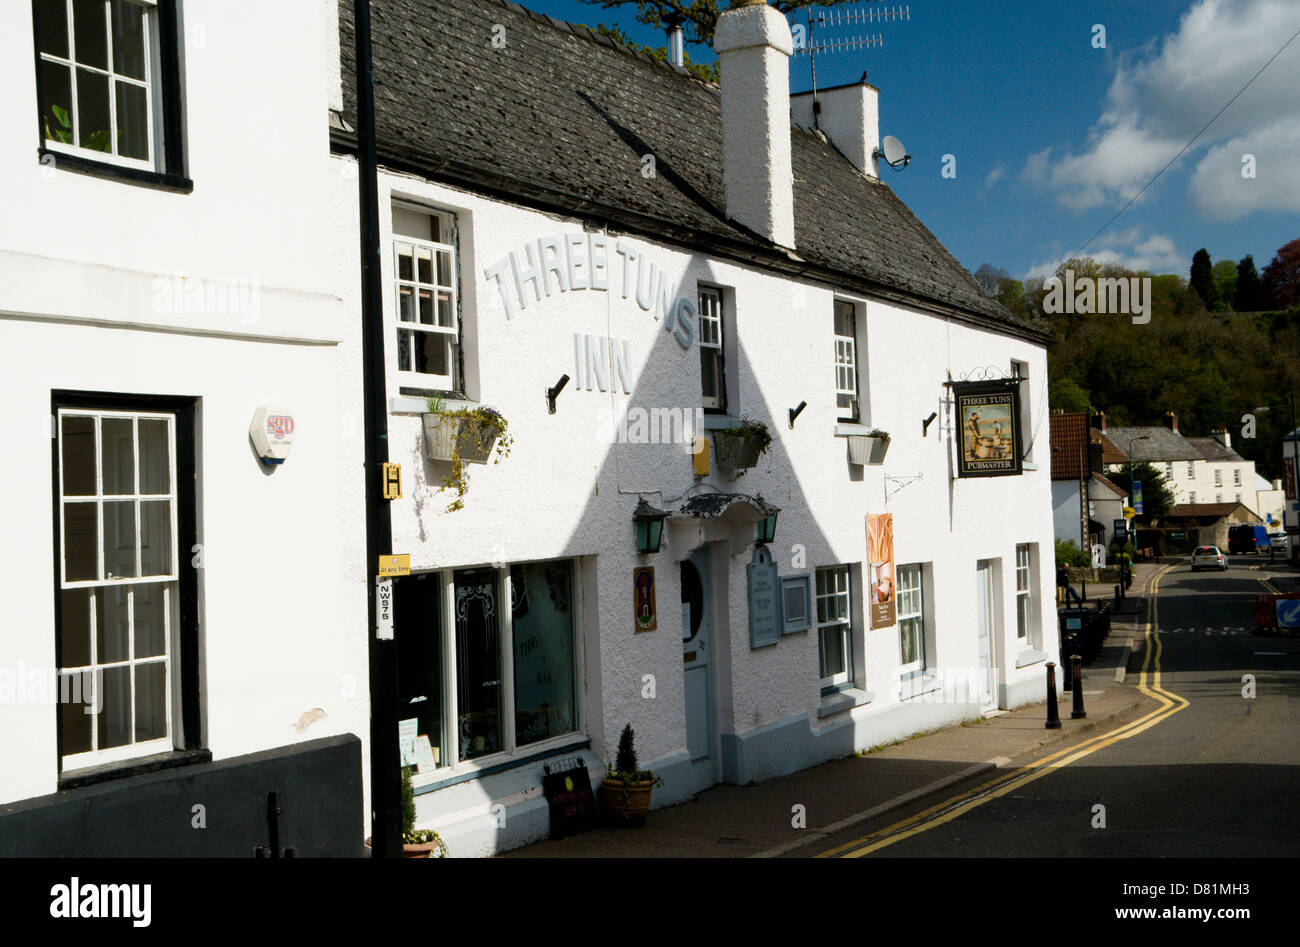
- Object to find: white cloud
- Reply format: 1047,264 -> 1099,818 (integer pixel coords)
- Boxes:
982,164 -> 1005,193
1022,0 -> 1300,215
1187,117 -> 1300,219
1024,229 -> 1187,283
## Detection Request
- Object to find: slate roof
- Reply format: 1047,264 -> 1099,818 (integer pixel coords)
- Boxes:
1168,502 -> 1261,522
1186,436 -> 1245,463
335,0 -> 1048,343
1101,426 -> 1201,462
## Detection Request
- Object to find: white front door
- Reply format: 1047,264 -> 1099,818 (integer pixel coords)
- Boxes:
975,560 -> 996,709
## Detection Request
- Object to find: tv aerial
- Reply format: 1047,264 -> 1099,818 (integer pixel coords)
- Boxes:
789,2 -> 911,155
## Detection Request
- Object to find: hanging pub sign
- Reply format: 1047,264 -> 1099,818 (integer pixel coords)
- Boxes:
634,567 -> 657,632
953,381 -> 1023,478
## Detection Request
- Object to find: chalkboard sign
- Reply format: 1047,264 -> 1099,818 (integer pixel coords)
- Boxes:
542,758 -> 598,839
748,545 -> 781,648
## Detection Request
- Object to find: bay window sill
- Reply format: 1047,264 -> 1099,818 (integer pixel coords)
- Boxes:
897,669 -> 943,701
818,687 -> 873,718
701,414 -> 740,431
411,736 -> 590,795
834,422 -> 879,437
1016,648 -> 1048,668
391,394 -> 476,415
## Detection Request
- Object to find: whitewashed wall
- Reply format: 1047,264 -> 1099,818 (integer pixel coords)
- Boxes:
0,1 -> 368,821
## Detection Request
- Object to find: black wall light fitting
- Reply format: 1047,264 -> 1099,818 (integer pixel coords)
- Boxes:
546,374 -> 570,414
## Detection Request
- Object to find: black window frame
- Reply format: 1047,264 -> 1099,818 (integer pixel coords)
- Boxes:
51,390 -> 202,788
31,0 -> 192,193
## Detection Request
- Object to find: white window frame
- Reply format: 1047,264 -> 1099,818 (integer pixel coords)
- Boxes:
698,286 -> 727,412
833,299 -> 860,421
1214,469 -> 1222,487
1187,461 -> 1196,479
1165,462 -> 1173,479
1189,490 -> 1197,503
38,0 -> 160,172
815,566 -> 852,691
1233,468 -> 1241,486
896,563 -> 926,675
392,206 -> 460,392
411,557 -> 584,788
57,407 -> 179,771
1014,544 -> 1032,642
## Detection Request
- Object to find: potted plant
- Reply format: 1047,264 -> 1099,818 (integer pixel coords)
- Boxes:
399,766 -> 448,858
713,417 -> 772,470
422,397 -> 514,512
364,766 -> 449,857
601,724 -> 661,827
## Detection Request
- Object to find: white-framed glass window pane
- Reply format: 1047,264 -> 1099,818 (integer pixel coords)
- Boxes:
510,560 -> 577,748
454,568 -> 503,761
57,407 -> 178,770
1214,470 -> 1222,486
1189,491 -> 1196,503
393,229 -> 458,390
1187,462 -> 1195,478
38,0 -> 158,170
1015,543 -> 1032,641
1165,462 -> 1173,479
1233,469 -> 1241,486
816,566 -> 852,688
699,287 -> 725,410
896,564 -> 925,671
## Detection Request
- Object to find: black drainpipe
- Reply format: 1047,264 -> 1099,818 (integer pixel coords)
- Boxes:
354,0 -> 401,858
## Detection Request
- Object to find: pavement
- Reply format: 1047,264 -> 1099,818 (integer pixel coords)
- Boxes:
502,561 -> 1174,859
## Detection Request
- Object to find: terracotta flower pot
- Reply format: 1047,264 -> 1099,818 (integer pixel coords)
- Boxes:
601,776 -> 655,827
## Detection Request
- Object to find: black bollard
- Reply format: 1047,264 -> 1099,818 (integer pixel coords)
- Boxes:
1070,655 -> 1086,719
1114,585 -> 1120,609
1045,663 -> 1062,729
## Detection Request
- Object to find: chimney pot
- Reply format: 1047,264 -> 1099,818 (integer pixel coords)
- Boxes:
1092,411 -> 1107,434
1163,412 -> 1178,433
714,0 -> 796,248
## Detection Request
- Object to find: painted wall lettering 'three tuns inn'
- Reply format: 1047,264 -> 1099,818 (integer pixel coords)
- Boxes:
329,0 -> 1059,856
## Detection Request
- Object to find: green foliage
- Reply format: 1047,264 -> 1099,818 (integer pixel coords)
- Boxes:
424,399 -> 514,512
1190,248 -> 1217,310
730,417 -> 773,455
1037,252 -> 1299,482
1106,462 -> 1176,524
44,103 -> 110,152
579,0 -> 849,50
1055,538 -> 1092,567
401,765 -> 417,837
1235,255 -> 1264,311
1211,259 -> 1237,313
581,21 -> 718,81
615,723 -> 637,774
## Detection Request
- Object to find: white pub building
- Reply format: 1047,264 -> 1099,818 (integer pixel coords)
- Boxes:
332,0 -> 1059,855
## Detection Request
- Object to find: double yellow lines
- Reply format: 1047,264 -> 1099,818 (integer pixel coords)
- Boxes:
821,563 -> 1187,858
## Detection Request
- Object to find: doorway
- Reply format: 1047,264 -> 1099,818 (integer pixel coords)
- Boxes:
975,559 -> 996,710
680,548 -> 716,792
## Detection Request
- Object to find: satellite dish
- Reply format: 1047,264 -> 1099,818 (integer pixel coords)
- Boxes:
876,135 -> 911,170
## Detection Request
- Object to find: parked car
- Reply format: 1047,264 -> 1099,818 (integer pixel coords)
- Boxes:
1227,524 -> 1270,555
1191,545 -> 1227,571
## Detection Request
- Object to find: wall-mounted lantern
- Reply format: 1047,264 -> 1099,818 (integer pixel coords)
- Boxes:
633,499 -> 670,554
755,512 -> 778,545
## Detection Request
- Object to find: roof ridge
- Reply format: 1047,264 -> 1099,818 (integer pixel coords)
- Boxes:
485,0 -> 719,88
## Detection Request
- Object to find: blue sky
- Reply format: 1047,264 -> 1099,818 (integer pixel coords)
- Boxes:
524,0 -> 1300,287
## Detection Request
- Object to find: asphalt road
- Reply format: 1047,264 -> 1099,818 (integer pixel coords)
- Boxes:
795,555 -> 1300,858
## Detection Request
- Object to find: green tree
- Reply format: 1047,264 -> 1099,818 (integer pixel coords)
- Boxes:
1211,259 -> 1237,312
1235,255 -> 1264,311
580,22 -> 718,80
1105,462 -> 1175,525
1189,248 -> 1217,310
1049,377 -> 1091,414
579,0 -> 847,50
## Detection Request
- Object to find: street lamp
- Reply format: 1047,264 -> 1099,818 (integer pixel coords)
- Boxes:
1126,435 -> 1151,496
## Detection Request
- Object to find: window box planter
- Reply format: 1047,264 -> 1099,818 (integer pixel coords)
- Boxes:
422,413 -> 498,464
713,418 -> 772,470
848,430 -> 890,466
422,399 -> 513,512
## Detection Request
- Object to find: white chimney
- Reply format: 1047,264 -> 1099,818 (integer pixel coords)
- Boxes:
1213,428 -> 1231,448
790,81 -> 880,179
714,0 -> 796,249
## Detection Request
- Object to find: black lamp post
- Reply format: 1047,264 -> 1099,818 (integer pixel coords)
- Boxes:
633,500 -> 669,554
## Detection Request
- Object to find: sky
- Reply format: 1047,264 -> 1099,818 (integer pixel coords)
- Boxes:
522,0 -> 1300,287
